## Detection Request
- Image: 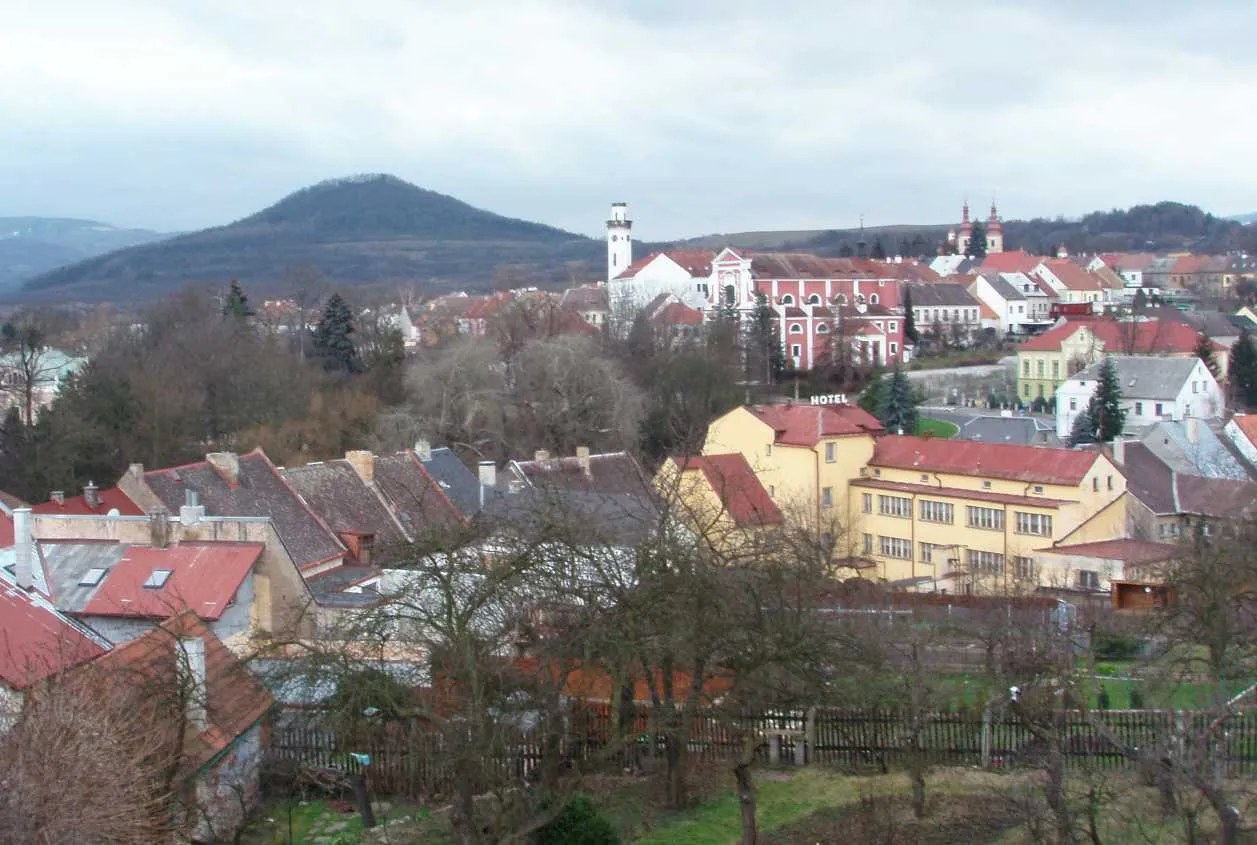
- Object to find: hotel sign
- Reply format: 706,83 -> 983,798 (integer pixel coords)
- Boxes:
809,394 -> 848,405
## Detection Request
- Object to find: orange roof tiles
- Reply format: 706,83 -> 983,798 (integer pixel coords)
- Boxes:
675,454 -> 783,527
33,487 -> 142,517
0,579 -> 106,690
748,403 -> 884,446
81,542 -> 263,620
869,435 -> 1101,486
980,250 -> 1043,274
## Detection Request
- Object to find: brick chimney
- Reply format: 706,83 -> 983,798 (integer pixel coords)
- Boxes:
206,452 -> 240,485
414,439 -> 432,462
49,491 -> 64,505
576,446 -> 592,478
150,507 -> 170,549
345,450 -> 375,484
478,461 -> 496,509
534,449 -> 550,464
83,481 -> 100,510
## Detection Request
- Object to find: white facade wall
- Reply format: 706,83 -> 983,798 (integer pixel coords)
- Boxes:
607,255 -> 708,310
1224,418 -> 1257,468
1056,360 -> 1224,438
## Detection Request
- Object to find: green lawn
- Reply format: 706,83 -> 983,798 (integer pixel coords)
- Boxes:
917,417 -> 959,438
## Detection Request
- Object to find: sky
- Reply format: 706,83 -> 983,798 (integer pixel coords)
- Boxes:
3,1 -> 1256,240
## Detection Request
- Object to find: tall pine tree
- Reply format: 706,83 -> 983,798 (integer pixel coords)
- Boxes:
858,371 -> 887,418
880,365 -> 920,435
902,288 -> 919,344
221,279 -> 255,319
1088,356 -> 1126,442
748,293 -> 786,385
966,222 -> 987,259
1067,405 -> 1096,447
1194,331 -> 1219,379
1231,327 -> 1257,409
313,293 -> 362,374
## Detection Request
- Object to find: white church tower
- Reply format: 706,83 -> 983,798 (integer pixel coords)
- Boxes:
606,202 -> 632,281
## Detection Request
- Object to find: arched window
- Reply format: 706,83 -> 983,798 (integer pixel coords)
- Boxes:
856,293 -> 867,305
834,293 -> 848,305
870,293 -> 880,305
724,285 -> 736,306
817,323 -> 831,334
807,293 -> 821,305
789,323 -> 803,334
780,294 -> 794,305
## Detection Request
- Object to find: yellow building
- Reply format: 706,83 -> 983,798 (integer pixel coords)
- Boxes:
655,453 -> 784,556
701,403 -> 884,527
850,436 -> 1126,593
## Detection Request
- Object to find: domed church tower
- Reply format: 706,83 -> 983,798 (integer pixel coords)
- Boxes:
986,201 -> 1004,254
606,202 -> 632,281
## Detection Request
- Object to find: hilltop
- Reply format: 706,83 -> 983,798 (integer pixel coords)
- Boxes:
18,175 -> 604,302
0,217 -> 167,293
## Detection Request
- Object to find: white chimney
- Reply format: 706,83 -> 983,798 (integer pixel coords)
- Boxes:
83,482 -> 101,510
178,636 -> 208,731
179,489 -> 204,527
1113,438 -> 1126,466
534,449 -> 550,464
13,507 -> 33,590
478,461 -> 496,509
206,452 -> 240,485
345,449 -> 375,484
576,446 -> 592,478
1186,416 -> 1199,445
49,491 -> 64,505
414,439 -> 432,462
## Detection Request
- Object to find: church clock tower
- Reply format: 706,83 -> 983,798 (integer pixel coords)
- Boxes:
606,202 -> 632,281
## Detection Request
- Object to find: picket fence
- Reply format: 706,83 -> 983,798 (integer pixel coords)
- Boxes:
266,705 -> 1257,798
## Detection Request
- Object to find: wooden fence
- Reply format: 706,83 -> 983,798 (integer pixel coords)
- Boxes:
266,705 -> 1257,798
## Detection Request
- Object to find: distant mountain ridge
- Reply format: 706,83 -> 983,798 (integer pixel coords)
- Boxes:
0,217 -> 167,292
18,175 -> 604,302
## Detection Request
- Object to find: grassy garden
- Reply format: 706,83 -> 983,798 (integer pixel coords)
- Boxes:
915,417 -> 959,438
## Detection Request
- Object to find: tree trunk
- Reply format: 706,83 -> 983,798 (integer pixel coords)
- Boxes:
1044,745 -> 1076,845
910,761 -> 926,820
450,765 -> 482,845
664,725 -> 689,809
735,759 -> 757,845
1200,785 -> 1240,845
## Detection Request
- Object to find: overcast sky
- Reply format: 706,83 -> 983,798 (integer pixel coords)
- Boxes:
3,1 -> 1256,239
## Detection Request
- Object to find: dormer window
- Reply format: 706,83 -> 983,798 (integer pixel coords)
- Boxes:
144,569 -> 173,589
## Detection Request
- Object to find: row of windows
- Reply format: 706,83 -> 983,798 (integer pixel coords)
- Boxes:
919,308 -> 977,323
919,499 -> 954,523
879,494 -> 912,518
787,320 -> 899,334
789,341 -> 899,359
779,293 -> 883,307
967,549 -> 1005,573
863,538 -> 1037,580
860,496 -> 1051,536
879,535 -> 913,560
1015,512 -> 1053,536
967,505 -> 1004,531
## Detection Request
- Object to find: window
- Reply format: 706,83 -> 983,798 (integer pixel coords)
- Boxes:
919,499 -> 954,524
1023,383 -> 1030,397
863,533 -> 873,554
791,344 -> 801,357
1014,556 -> 1035,580
821,487 -> 833,509
873,468 -> 881,477
780,294 -> 794,305
879,536 -> 912,560
879,495 -> 912,518
1014,512 -> 1053,536
825,442 -> 837,463
1023,360 -> 1030,377
871,293 -> 880,305
1077,570 -> 1101,590
890,342 -> 898,354
1159,522 -> 1181,538
1051,361 -> 1059,378
1185,404 -> 1191,417
966,549 -> 1005,573
769,485 -> 775,498
889,322 -> 897,331
919,542 -> 939,563
79,567 -> 108,587
920,473 -> 929,482
1107,475 -> 1113,490
835,293 -> 848,305
1092,477 -> 1099,491
789,323 -> 803,334
1033,485 -> 1044,494
874,320 -> 884,329
1036,361 -> 1045,377
143,569 -> 173,589
817,323 -> 830,334
981,480 -> 992,489
862,493 -> 873,513
1135,401 -> 1143,415
1155,403 -> 1164,416
967,506 -> 1004,530
766,443 -> 772,456
1069,398 -> 1077,411
807,294 -> 821,305
1192,380 -> 1198,394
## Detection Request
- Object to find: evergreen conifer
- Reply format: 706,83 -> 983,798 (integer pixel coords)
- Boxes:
313,293 -> 362,374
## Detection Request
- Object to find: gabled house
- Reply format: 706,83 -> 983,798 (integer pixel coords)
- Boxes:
1055,356 -> 1224,438
608,250 -> 714,310
32,482 -> 141,517
979,249 -> 1044,275
1224,414 -> 1257,470
903,283 -> 982,345
657,454 -> 784,553
1033,538 -> 1180,596
1030,259 -> 1110,306
559,284 -> 611,329
1117,440 -> 1257,540
967,272 -> 1030,335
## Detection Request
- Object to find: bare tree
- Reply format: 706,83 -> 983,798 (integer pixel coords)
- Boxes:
0,311 -> 66,426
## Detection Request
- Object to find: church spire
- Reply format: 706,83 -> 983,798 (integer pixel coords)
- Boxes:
961,198 -> 970,224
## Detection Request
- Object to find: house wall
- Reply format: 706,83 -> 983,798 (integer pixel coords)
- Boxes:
609,256 -> 705,309
1055,361 -> 1224,438
192,721 -> 264,843
655,463 -> 770,556
1033,552 -> 1125,592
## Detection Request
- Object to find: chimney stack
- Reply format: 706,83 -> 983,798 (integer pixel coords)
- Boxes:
83,481 -> 100,510
1113,438 -> 1126,466
178,636 -> 208,731
179,489 -> 205,527
13,507 -> 33,590
534,449 -> 550,464
478,461 -> 496,509
150,507 -> 170,549
345,450 -> 375,484
414,439 -> 432,462
1186,416 -> 1199,445
206,452 -> 240,485
49,491 -> 64,505
127,462 -> 145,482
576,446 -> 592,478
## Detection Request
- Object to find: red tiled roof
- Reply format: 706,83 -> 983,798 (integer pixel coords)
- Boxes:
0,490 -> 27,510
32,486 -> 142,517
980,250 -> 1043,274
0,512 -> 12,548
1018,319 -> 1092,351
750,253 -> 892,280
850,477 -> 1068,509
869,435 -> 1101,486
88,611 -> 274,776
1017,317 -> 1211,355
80,542 -> 263,620
1043,539 -> 1179,564
0,579 -> 106,690
978,301 -> 999,321
1038,259 -> 1104,292
1171,254 -> 1210,275
1229,414 -> 1257,447
675,454 -> 783,527
615,250 -> 715,281
653,302 -> 703,326
749,403 -> 885,446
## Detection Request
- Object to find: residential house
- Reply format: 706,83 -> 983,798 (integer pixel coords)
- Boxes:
1137,419 -> 1253,480
979,250 -> 1044,275
774,301 -> 908,370
642,292 -> 704,344
0,348 -> 86,423
656,453 -> 784,553
956,415 -> 1059,447
410,441 -> 494,519
1117,439 -> 1257,540
559,284 -> 612,329
1223,413 -> 1257,469
851,437 -> 1127,592
32,482 -> 142,517
1094,253 -> 1157,288
928,255 -> 977,277
903,283 -> 982,345
967,272 -> 1035,335
1030,259 -> 1112,307
1015,317 -> 1228,402
1032,538 -> 1179,596
702,403 -> 885,525
1054,356 -> 1224,438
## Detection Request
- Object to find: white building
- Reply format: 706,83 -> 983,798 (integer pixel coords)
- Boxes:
606,250 -> 713,312
1055,356 -> 1224,439
606,202 -> 632,283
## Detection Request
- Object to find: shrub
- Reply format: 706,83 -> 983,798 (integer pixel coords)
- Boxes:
1093,633 -> 1141,661
1129,686 -> 1145,709
1097,686 -> 1111,710
534,793 -> 620,845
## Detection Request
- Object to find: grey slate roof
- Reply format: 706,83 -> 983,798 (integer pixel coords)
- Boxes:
143,450 -> 345,570
509,452 -> 652,496
983,273 -> 1027,301
280,460 -> 409,548
373,450 -> 467,537
414,447 -> 485,517
33,542 -> 126,613
904,283 -> 979,308
957,415 -> 1059,446
1067,356 -> 1201,401
478,485 -> 660,547
1138,420 -> 1251,480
